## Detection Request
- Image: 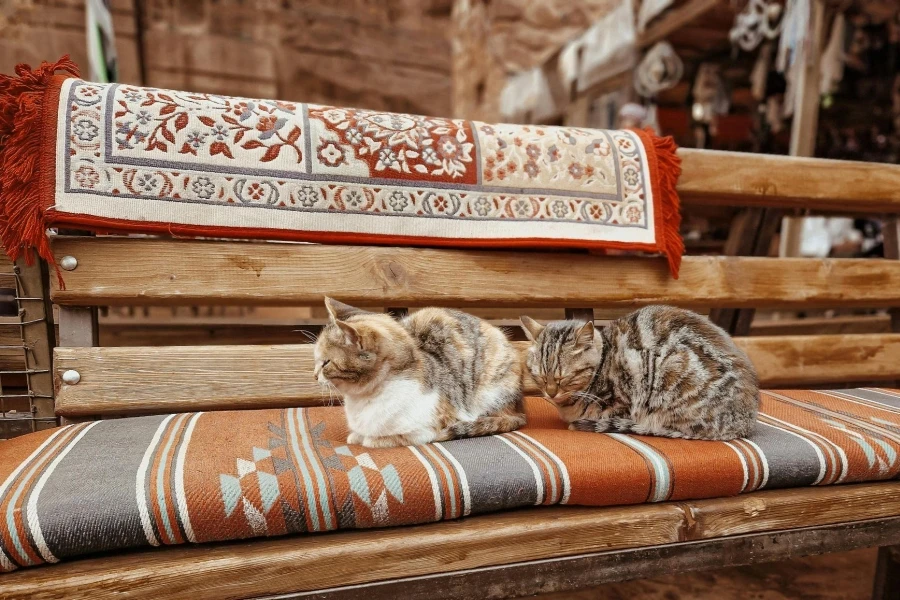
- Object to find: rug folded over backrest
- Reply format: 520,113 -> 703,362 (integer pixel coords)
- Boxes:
2,389 -> 900,572
0,57 -> 684,278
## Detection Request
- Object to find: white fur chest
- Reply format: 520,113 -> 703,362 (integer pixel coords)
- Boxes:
344,379 -> 440,437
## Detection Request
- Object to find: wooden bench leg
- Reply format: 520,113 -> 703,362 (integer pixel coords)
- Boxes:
873,545 -> 900,600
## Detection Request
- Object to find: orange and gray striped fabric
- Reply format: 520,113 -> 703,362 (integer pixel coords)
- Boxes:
2,388 -> 900,572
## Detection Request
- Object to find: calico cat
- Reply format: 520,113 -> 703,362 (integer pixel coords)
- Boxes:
520,306 -> 759,440
314,298 -> 525,448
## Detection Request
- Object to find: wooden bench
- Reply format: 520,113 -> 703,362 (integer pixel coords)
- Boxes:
3,149 -> 900,600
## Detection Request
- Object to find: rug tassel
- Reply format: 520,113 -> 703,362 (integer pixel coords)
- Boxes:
0,56 -> 78,281
646,129 -> 684,278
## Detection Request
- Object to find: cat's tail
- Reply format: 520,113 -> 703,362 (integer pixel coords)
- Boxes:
569,417 -> 687,438
569,417 -> 638,434
445,412 -> 526,439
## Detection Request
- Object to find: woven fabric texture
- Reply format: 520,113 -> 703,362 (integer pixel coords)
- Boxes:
0,59 -> 684,277
2,388 -> 900,572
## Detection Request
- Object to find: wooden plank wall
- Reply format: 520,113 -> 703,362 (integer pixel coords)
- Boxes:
141,0 -> 452,115
0,0 -> 141,84
1,1 -> 453,116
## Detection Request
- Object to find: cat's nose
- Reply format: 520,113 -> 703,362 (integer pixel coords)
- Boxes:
546,381 -> 558,397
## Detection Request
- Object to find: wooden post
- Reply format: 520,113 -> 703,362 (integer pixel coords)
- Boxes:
884,218 -> 900,333
57,307 -> 99,425
873,544 -> 900,600
710,208 -> 782,335
780,0 -> 827,259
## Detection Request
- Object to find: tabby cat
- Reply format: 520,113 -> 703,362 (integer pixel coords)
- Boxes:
314,298 -> 525,448
520,306 -> 759,440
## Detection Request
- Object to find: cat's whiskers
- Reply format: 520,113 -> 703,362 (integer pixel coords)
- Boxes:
572,390 -> 604,405
296,329 -> 319,343
327,381 -> 343,407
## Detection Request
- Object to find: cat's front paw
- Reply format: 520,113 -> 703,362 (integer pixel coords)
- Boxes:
347,432 -> 364,445
362,435 -> 400,448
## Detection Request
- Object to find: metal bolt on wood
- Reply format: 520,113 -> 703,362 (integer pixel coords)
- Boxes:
61,370 -> 81,385
60,256 -> 78,271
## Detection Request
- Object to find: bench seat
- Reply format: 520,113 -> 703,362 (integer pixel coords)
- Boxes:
3,481 -> 900,600
3,388 -> 900,588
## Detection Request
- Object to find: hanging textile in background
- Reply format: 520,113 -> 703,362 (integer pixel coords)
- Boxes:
820,13 -> 847,96
637,0 -> 674,32
0,58 -> 686,278
776,0 -> 811,118
634,42 -> 684,98
85,0 -> 117,83
560,0 -> 637,93
730,0 -> 784,52
499,67 -> 559,123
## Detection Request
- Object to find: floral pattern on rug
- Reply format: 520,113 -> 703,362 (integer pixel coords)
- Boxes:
63,80 -> 650,228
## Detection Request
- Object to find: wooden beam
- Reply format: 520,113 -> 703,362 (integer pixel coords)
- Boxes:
264,518 -> 900,600
788,0 -> 826,158
738,333 -> 900,388
709,208 -> 782,335
639,0 -> 723,48
779,0 -> 827,260
53,334 -> 900,416
49,238 -> 900,309
3,482 -> 899,600
750,314 -> 892,336
676,150 -> 900,213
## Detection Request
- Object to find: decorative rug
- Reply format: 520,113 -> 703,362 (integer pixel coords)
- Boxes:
0,58 -> 684,278
3,388 -> 900,572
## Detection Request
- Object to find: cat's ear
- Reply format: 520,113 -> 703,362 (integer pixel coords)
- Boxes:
335,319 -> 361,347
519,316 -> 545,342
574,321 -> 595,349
324,297 -> 365,321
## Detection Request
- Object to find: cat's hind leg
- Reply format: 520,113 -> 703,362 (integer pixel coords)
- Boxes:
443,412 -> 526,440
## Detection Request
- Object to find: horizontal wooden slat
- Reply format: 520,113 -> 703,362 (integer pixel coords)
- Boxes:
677,149 -> 900,213
50,237 -> 900,308
53,334 -> 900,416
736,333 -> 900,387
750,314 -> 892,336
3,482 -> 899,600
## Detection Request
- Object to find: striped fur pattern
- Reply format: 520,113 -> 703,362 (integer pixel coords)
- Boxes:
521,306 -> 760,440
314,298 -> 524,448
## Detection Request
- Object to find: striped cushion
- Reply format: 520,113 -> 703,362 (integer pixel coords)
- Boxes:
2,388 -> 899,572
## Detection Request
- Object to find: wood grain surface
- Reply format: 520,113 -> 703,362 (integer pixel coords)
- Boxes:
51,238 -> 900,309
52,334 -> 900,416
3,482 -> 899,600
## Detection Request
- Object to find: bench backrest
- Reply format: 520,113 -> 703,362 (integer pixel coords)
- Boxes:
49,150 -> 900,419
